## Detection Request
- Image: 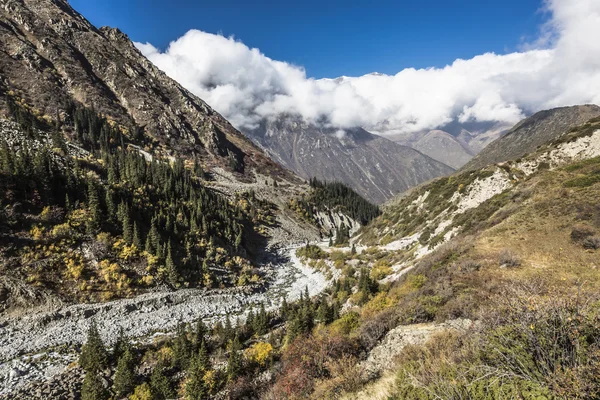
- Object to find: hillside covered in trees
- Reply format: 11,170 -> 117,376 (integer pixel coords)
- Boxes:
0,97 -> 278,303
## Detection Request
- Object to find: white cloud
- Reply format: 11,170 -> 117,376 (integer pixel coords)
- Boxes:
135,0 -> 600,135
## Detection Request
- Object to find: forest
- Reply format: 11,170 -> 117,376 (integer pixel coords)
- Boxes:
0,97 -> 273,300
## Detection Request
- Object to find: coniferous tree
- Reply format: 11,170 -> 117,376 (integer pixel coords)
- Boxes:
112,327 -> 128,361
133,221 -> 142,249
193,319 -> 208,352
254,303 -> 268,336
150,365 -> 174,400
165,241 -> 180,287
86,180 -> 102,234
79,320 -> 108,373
185,346 -> 209,400
246,309 -> 255,336
113,347 -> 136,397
122,210 -> 133,244
172,323 -> 192,369
81,371 -> 108,400
223,316 -> 233,344
280,296 -> 289,320
226,336 -> 242,381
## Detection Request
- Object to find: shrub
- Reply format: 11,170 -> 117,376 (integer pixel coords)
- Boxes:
499,249 -> 521,268
583,236 -> 600,250
245,342 -> 273,367
129,383 -> 152,400
51,223 -> 72,239
571,224 -> 596,243
296,244 -> 327,260
370,262 -> 393,281
359,308 -> 397,350
331,312 -> 360,335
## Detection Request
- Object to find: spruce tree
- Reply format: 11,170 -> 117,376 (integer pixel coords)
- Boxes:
79,320 -> 108,373
185,349 -> 209,400
150,365 -> 174,400
86,180 -> 102,234
172,323 -> 192,369
112,327 -> 128,360
122,211 -> 133,244
81,371 -> 108,400
132,221 -> 142,249
223,316 -> 233,344
165,241 -> 180,287
194,320 -> 208,352
254,303 -> 268,336
113,347 -> 136,397
226,336 -> 242,381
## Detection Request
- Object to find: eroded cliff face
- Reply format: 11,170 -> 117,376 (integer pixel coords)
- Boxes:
0,0 -> 296,180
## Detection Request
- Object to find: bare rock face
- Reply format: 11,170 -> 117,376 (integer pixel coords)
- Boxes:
463,104 -> 600,171
0,0 -> 292,180
246,117 -> 454,204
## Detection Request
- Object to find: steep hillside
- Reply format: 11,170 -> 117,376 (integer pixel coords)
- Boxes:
0,0 -> 343,312
412,130 -> 474,169
0,0 -> 292,180
247,117 -> 454,204
463,104 -> 600,170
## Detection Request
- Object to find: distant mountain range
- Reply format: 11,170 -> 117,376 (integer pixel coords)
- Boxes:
245,117 -> 454,204
384,121 -> 511,169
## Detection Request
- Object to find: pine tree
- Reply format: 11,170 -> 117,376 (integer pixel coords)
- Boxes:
172,323 -> 192,369
185,346 -> 209,400
112,327 -> 128,360
133,221 -> 142,249
165,241 -> 180,287
254,303 -> 268,336
86,180 -> 102,234
223,316 -> 233,344
226,336 -> 242,381
81,371 -> 108,400
79,320 -> 108,373
113,347 -> 136,397
198,340 -> 211,371
246,309 -> 255,336
104,190 -> 116,224
122,211 -> 133,244
150,365 -> 174,400
280,296 -> 289,320
194,319 -> 208,352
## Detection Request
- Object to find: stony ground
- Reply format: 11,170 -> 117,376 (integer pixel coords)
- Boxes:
0,244 -> 330,396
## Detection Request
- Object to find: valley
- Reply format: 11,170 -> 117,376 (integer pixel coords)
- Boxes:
1,0 -> 600,399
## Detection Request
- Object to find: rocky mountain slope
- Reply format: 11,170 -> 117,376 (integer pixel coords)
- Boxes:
0,0 -> 292,180
246,117 -> 454,204
463,104 -> 600,170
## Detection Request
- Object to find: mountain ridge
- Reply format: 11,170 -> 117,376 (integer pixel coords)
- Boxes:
463,104 -> 600,171
246,116 -> 454,204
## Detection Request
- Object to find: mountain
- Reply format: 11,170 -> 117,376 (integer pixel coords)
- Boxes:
412,129 -> 474,169
463,104 -> 600,170
384,122 -> 511,169
246,117 -> 454,204
0,0 -> 291,180
0,0 -> 384,312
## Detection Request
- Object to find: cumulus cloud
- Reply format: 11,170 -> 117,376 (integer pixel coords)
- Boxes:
135,0 -> 600,136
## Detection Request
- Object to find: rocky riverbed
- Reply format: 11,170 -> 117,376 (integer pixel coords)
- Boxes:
0,245 -> 330,396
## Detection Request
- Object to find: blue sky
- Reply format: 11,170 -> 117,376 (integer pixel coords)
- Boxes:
70,0 -> 546,79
